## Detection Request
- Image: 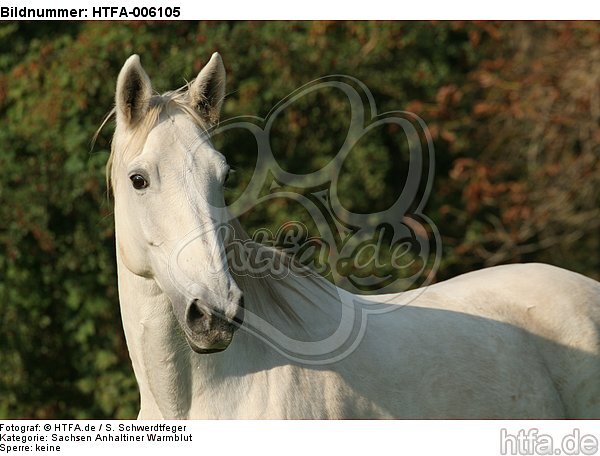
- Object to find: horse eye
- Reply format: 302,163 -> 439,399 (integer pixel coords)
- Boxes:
130,174 -> 148,190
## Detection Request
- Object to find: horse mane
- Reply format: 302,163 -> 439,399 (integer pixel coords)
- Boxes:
227,217 -> 344,328
101,88 -> 342,331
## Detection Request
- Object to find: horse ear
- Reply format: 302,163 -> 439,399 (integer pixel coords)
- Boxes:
115,54 -> 153,127
189,52 -> 226,126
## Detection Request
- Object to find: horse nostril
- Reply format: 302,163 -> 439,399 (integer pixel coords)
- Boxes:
189,303 -> 205,320
187,299 -> 208,333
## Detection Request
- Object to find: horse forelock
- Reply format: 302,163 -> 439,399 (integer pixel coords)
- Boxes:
103,85 -> 211,192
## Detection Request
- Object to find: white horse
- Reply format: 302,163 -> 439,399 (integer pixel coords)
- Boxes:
108,52 -> 600,419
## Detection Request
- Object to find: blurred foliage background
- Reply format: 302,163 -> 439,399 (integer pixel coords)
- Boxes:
0,21 -> 598,418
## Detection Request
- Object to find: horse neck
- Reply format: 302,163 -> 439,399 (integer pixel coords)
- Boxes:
115,251 -> 195,418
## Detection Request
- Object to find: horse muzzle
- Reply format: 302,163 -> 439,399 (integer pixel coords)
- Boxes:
183,297 -> 244,354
